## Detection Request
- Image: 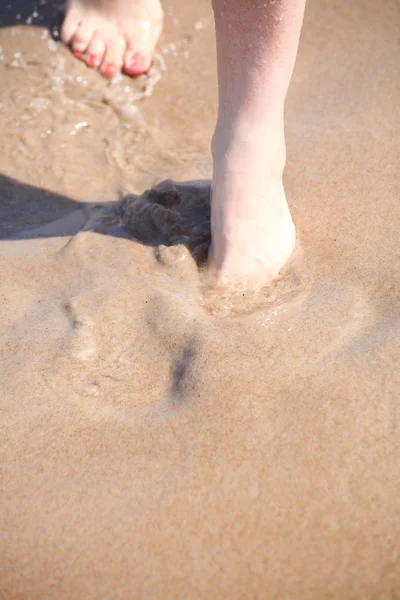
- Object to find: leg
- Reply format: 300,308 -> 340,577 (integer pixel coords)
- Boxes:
210,0 -> 306,288
61,0 -> 163,78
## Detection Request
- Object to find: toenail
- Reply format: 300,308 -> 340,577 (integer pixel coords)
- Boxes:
127,53 -> 149,73
102,63 -> 117,78
74,49 -> 83,58
87,54 -> 98,68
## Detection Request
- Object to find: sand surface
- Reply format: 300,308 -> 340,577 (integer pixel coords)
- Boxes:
0,0 -> 399,598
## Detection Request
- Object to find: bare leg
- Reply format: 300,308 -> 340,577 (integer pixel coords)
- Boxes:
61,0 -> 163,78
210,0 -> 306,288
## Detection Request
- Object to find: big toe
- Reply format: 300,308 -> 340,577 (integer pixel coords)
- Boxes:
123,47 -> 152,76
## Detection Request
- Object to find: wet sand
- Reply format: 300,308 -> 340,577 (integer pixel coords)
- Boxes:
0,1 -> 399,598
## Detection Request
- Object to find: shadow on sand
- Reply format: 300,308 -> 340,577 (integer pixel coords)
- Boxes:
0,173 -> 211,264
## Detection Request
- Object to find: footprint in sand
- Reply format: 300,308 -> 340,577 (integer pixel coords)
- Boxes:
294,278 -> 377,370
64,296 -> 99,362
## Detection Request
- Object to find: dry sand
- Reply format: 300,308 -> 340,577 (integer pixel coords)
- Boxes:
0,0 -> 399,598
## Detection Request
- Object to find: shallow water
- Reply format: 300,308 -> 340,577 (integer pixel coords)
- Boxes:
0,0 -> 399,598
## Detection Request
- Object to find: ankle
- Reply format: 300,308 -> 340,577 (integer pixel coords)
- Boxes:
211,118 -> 286,181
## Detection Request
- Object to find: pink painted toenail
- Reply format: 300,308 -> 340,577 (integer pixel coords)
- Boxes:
87,54 -> 98,68
125,53 -> 150,75
132,53 -> 147,70
102,63 -> 117,78
74,49 -> 83,58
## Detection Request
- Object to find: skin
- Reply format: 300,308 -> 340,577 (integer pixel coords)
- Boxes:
62,0 -> 306,289
210,0 -> 306,288
61,0 -> 163,76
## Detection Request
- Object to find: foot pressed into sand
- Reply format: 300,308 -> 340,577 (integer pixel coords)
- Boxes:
61,0 -> 163,77
207,0 -> 305,290
209,128 -> 296,290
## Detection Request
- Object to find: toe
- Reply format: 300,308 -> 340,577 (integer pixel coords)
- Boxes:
100,37 -> 125,78
123,47 -> 152,76
61,8 -> 81,45
85,36 -> 106,69
71,21 -> 95,56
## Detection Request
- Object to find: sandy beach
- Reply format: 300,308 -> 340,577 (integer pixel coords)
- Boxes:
0,0 -> 399,598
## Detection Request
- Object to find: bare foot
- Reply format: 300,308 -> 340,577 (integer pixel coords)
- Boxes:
61,0 -> 163,78
210,126 -> 296,290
